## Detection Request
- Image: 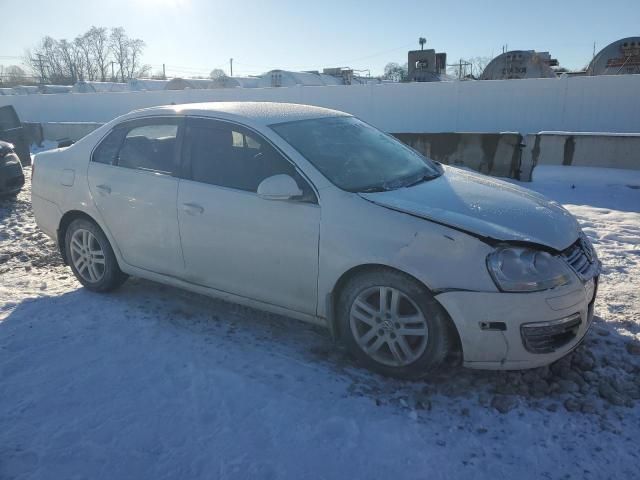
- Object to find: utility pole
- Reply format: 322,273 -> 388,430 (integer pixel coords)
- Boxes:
229,58 -> 233,77
111,61 -> 115,81
162,63 -> 166,80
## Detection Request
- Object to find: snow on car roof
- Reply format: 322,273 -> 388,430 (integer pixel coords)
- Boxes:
129,101 -> 349,126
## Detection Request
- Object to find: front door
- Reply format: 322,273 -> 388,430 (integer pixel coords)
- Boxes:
88,117 -> 184,276
177,118 -> 320,315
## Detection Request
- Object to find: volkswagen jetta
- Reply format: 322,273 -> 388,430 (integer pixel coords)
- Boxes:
32,102 -> 599,378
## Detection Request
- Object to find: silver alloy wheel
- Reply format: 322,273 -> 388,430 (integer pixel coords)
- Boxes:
69,228 -> 106,283
349,286 -> 429,367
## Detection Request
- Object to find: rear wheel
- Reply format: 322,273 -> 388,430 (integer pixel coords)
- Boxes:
65,218 -> 128,292
337,269 -> 453,379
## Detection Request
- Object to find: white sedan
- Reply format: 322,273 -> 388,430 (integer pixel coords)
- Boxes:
32,102 -> 600,378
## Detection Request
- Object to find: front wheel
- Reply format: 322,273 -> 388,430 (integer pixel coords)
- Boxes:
337,269 -> 454,379
65,218 -> 128,292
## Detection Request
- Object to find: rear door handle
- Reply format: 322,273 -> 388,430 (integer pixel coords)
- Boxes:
96,184 -> 111,195
182,202 -> 204,215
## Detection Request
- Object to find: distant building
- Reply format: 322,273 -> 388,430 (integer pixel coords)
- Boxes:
128,79 -> 171,91
71,81 -> 128,93
407,49 -> 448,82
257,68 -> 379,87
164,78 -> 214,90
209,76 -> 260,88
480,51 -> 558,80
587,37 -> 640,76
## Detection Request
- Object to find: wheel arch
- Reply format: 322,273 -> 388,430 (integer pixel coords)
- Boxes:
57,210 -> 113,265
328,263 -> 462,355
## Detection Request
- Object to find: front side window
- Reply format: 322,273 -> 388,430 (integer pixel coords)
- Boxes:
270,116 -> 441,192
184,120 -> 315,201
117,123 -> 179,174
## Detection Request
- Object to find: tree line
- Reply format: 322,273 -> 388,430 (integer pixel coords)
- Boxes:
26,27 -> 150,85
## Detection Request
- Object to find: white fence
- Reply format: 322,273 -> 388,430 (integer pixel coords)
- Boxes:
2,74 -> 640,134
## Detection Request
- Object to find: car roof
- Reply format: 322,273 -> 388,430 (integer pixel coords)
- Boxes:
125,101 -> 350,127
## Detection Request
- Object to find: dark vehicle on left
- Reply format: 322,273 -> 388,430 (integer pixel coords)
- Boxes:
0,105 -> 30,166
0,140 -> 25,196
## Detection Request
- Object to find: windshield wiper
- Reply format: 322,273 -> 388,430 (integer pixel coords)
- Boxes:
403,173 -> 439,188
358,185 -> 390,193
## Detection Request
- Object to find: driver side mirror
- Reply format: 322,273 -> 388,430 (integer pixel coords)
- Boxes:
257,174 -> 303,201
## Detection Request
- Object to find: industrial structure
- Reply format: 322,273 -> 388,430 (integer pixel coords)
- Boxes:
407,49 -> 448,82
480,50 -> 558,80
587,36 -> 640,76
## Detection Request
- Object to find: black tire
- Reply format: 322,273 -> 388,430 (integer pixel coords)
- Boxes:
337,268 -> 454,380
64,218 -> 128,292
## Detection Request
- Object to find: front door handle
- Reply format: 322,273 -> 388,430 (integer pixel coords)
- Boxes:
96,184 -> 111,195
182,202 -> 204,215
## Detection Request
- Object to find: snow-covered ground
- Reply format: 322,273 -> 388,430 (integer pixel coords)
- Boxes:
1,165 -> 639,480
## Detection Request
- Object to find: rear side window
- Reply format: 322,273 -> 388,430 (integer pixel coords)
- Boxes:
118,124 -> 178,174
92,129 -> 125,165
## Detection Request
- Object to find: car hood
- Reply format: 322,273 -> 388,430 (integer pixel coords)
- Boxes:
359,166 -> 580,251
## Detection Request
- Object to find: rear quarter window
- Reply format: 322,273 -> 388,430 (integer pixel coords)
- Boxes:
92,129 -> 125,165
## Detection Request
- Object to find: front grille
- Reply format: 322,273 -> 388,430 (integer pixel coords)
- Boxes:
562,235 -> 599,281
521,313 -> 582,354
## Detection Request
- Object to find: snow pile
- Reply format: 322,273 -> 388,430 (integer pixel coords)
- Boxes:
1,166 -> 639,479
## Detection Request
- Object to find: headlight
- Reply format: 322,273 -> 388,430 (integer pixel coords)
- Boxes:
487,246 -> 573,292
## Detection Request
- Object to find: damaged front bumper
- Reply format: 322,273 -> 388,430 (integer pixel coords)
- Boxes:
436,277 -> 597,370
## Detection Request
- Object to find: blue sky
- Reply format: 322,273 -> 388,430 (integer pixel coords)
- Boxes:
1,0 -> 638,77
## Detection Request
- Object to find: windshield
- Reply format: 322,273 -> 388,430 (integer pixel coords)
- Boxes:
270,116 -> 441,192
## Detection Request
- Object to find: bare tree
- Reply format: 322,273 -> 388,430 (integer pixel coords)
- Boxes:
127,38 -> 149,79
383,62 -> 408,82
109,27 -> 148,81
26,36 -> 65,83
209,68 -> 227,80
87,27 -> 111,81
0,65 -> 28,85
26,27 -> 147,84
448,56 -> 492,79
58,39 -> 79,82
110,27 -> 129,82
75,33 -> 96,81
469,56 -> 491,78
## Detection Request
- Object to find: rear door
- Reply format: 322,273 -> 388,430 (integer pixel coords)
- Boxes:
176,118 -> 320,315
87,117 -> 184,277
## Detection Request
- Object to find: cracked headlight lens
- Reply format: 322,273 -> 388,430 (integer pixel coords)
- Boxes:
487,246 -> 573,292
